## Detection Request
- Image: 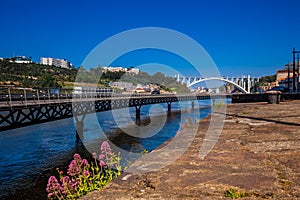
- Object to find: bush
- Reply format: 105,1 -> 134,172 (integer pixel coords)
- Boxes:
46,141 -> 122,199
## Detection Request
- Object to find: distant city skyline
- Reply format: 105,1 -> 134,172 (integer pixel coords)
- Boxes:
1,0 -> 300,77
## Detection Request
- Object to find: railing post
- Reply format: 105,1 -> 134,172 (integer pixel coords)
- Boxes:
57,89 -> 60,103
65,89 -> 68,101
24,88 -> 27,106
48,89 -> 51,102
8,87 -> 12,107
37,90 -> 40,105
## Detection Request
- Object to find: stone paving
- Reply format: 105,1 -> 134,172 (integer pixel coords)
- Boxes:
81,100 -> 300,200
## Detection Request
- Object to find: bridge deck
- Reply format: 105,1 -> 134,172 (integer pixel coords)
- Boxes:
0,94 -> 230,109
0,94 -> 231,131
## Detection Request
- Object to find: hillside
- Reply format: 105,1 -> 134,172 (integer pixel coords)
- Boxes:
0,60 -> 77,88
0,61 -> 189,93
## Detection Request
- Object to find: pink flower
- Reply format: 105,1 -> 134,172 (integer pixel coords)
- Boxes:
60,176 -> 73,195
101,141 -> 111,154
46,176 -> 61,194
83,170 -> 90,177
67,160 -> 80,176
62,176 -> 71,184
99,160 -> 105,167
70,179 -> 79,189
99,153 -> 105,160
74,153 -> 82,162
82,159 -> 89,166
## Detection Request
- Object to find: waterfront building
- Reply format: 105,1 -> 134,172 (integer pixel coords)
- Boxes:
40,57 -> 73,69
276,62 -> 300,91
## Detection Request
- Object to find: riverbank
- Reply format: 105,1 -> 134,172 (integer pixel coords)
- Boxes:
81,100 -> 300,199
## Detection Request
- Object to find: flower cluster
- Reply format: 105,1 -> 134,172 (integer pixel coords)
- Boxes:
46,141 -> 122,200
67,154 -> 89,176
46,176 -> 61,198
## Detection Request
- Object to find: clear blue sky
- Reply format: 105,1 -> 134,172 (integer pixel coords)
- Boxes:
1,0 -> 300,77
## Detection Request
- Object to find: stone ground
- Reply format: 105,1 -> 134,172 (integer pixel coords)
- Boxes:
81,100 -> 300,200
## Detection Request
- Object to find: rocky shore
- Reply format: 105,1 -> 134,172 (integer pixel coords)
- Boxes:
81,100 -> 300,199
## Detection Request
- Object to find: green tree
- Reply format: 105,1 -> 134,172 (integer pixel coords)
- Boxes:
39,74 -> 59,88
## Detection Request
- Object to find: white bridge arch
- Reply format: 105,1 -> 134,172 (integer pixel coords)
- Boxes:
188,77 -> 248,93
176,75 -> 260,94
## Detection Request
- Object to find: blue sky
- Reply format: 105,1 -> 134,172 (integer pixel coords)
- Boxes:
1,0 -> 300,77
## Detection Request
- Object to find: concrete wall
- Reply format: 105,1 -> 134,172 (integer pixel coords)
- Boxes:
232,93 -> 300,103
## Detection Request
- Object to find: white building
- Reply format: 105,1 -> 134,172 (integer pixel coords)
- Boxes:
40,57 -> 73,69
10,56 -> 32,64
40,57 -> 53,66
103,66 -> 128,73
102,66 -> 140,74
128,68 -> 140,74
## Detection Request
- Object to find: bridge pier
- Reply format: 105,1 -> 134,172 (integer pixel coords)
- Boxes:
167,102 -> 171,112
75,121 -> 84,144
192,101 -> 195,110
135,105 -> 141,119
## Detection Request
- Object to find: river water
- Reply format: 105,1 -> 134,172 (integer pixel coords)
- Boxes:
0,99 -> 229,199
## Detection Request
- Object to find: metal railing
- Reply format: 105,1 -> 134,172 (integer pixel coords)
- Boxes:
0,86 -> 231,108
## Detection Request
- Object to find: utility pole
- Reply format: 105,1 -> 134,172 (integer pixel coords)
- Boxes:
298,52 -> 300,92
292,47 -> 300,92
293,48 -> 296,92
285,63 -> 291,91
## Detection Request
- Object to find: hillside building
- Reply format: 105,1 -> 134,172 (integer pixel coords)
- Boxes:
8,56 -> 33,64
102,66 -> 140,74
40,57 -> 73,69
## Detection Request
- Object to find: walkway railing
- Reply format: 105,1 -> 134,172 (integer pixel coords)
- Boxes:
0,86 -> 232,132
0,86 -> 231,109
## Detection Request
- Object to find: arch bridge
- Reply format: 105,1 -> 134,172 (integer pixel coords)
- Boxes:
176,75 -> 260,94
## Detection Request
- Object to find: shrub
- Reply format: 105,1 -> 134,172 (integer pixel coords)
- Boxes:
46,141 -> 122,199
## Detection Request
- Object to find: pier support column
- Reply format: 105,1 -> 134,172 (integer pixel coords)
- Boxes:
75,121 -> 84,144
192,101 -> 195,110
167,102 -> 171,112
135,105 -> 141,119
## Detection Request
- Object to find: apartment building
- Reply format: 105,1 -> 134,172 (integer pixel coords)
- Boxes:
40,57 -> 73,69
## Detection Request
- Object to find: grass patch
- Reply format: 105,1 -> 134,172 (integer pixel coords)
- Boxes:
225,188 -> 249,199
241,111 -> 249,115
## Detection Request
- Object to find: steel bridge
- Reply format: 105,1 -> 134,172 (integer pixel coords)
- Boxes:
0,93 -> 230,132
175,74 -> 260,93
